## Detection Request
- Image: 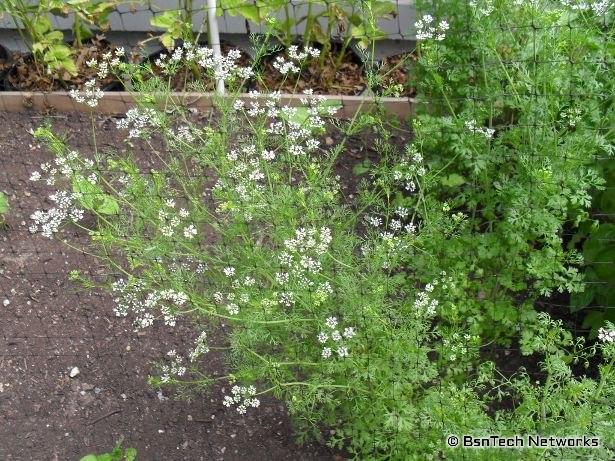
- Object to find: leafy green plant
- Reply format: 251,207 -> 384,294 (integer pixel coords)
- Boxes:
0,0 -> 76,75
219,0 -> 395,79
28,1 -> 615,459
314,0 -> 396,78
64,0 -> 123,48
406,0 -> 614,341
570,158 -> 615,336
218,0 -> 286,38
149,0 -> 208,50
79,438 -> 136,461
150,9 -> 189,50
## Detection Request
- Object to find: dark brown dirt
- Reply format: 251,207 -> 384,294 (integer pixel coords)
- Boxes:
0,111 -> 337,460
373,52 -> 416,97
255,47 -> 366,96
0,45 -> 9,90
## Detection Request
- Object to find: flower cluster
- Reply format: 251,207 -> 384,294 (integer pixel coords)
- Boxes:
232,90 -> 335,161
317,316 -> 356,359
212,273 -> 256,316
111,278 -> 188,329
361,204 -> 418,270
392,146 -> 426,192
233,90 -> 279,117
30,150 -> 95,187
170,125 -> 196,144
160,349 -> 187,383
415,14 -> 449,41
559,0 -> 612,15
413,282 -> 440,318
560,107 -> 583,128
163,256 -> 208,278
222,385 -> 260,414
29,191 -> 84,238
116,107 -> 162,139
214,90 -> 338,224
28,148 -> 103,237
441,332 -> 480,362
277,227 -> 332,292
155,43 -> 253,81
87,46 -> 125,79
157,199 -> 197,240
212,143 -> 268,222
273,45 -> 320,75
469,0 -> 495,16
69,79 -> 104,108
465,119 -> 495,138
364,208 -> 417,237
512,0 -> 611,13
189,331 -> 210,362
598,325 -> 615,343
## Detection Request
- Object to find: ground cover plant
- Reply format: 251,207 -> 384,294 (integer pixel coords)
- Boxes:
25,0 -> 615,459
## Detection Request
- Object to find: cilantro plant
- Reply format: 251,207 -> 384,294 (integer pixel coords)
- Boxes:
405,0 -> 615,341
28,1 -> 615,459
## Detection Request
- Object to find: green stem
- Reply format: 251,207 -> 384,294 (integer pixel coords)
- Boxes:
594,356 -> 615,401
303,0 -> 313,46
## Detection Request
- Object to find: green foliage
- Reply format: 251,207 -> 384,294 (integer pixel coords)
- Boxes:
28,1 -> 615,460
72,176 -> 120,215
409,0 -> 614,340
80,438 -> 136,461
65,0 -> 122,47
218,0 -> 286,26
220,0 -> 393,74
150,9 -> 189,50
0,0 -> 119,73
568,108 -> 615,335
149,0 -> 208,50
0,0 -> 76,74
0,191 -> 8,225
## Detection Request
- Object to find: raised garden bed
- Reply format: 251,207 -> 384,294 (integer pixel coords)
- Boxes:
0,39 -> 417,97
0,90 -> 416,118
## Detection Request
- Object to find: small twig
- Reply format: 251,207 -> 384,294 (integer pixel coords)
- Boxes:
87,409 -> 122,426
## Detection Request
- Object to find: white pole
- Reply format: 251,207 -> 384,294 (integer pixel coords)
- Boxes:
207,0 -> 225,94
